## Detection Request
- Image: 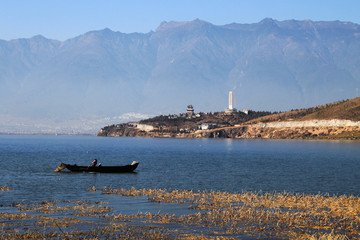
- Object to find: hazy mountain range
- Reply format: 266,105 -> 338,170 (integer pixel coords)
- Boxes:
1,18 -> 359,134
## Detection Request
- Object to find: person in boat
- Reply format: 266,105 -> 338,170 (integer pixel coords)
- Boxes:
89,159 -> 97,167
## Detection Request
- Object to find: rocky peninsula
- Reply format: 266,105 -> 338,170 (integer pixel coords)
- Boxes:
98,97 -> 360,140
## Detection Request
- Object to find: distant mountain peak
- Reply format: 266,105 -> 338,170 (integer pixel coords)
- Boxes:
156,21 -> 188,31
259,18 -> 279,29
30,34 -> 48,40
84,28 -> 116,37
156,19 -> 212,32
260,18 -> 276,23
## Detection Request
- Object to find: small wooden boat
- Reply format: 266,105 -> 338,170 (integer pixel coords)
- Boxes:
54,161 -> 139,173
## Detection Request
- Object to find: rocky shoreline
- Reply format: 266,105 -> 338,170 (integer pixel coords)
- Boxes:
97,120 -> 360,140
192,124 -> 360,140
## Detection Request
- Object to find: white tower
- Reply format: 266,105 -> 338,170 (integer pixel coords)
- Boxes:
229,91 -> 233,110
225,91 -> 237,113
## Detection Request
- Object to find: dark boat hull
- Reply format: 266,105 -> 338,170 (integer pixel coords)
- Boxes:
57,162 -> 139,173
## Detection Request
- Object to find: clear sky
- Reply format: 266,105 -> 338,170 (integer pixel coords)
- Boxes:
0,0 -> 359,41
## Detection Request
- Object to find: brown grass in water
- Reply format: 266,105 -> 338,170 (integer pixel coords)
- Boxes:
16,200 -> 111,216
0,186 -> 10,191
1,187 -> 358,239
0,199 -> 170,239
97,187 -> 358,239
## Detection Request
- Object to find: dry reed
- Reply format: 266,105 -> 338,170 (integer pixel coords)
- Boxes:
0,186 -> 9,191
1,187 -> 359,239
98,187 -> 360,239
0,199 -> 171,239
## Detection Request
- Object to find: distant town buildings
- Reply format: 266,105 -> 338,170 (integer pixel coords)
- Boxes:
127,121 -> 139,127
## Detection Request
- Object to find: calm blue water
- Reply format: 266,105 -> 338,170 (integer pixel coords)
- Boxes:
0,135 -> 359,206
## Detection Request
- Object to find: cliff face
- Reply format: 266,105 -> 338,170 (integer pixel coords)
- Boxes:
97,124 -> 147,137
192,125 -> 360,140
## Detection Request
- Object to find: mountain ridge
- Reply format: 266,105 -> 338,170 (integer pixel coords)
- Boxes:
1,18 -> 360,133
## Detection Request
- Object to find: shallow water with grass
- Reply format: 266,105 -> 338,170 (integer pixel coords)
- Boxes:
0,135 -> 359,239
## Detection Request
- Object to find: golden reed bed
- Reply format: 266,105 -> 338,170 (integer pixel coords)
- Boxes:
1,186 -> 359,239
97,187 -> 359,239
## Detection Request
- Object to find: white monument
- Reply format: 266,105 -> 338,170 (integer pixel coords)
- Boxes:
225,91 -> 237,113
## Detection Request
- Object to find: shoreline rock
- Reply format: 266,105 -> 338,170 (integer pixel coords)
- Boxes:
255,119 -> 360,128
97,120 -> 360,140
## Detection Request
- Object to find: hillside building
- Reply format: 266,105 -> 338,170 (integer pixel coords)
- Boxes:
198,123 -> 217,130
186,105 -> 195,116
136,124 -> 154,131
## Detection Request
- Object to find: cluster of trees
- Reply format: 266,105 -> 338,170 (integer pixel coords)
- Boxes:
140,110 -> 274,132
99,109 -> 281,136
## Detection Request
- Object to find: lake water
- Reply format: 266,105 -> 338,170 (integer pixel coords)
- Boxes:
0,135 -> 359,207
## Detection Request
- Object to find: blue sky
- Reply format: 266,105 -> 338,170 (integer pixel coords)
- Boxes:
0,0 -> 359,41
